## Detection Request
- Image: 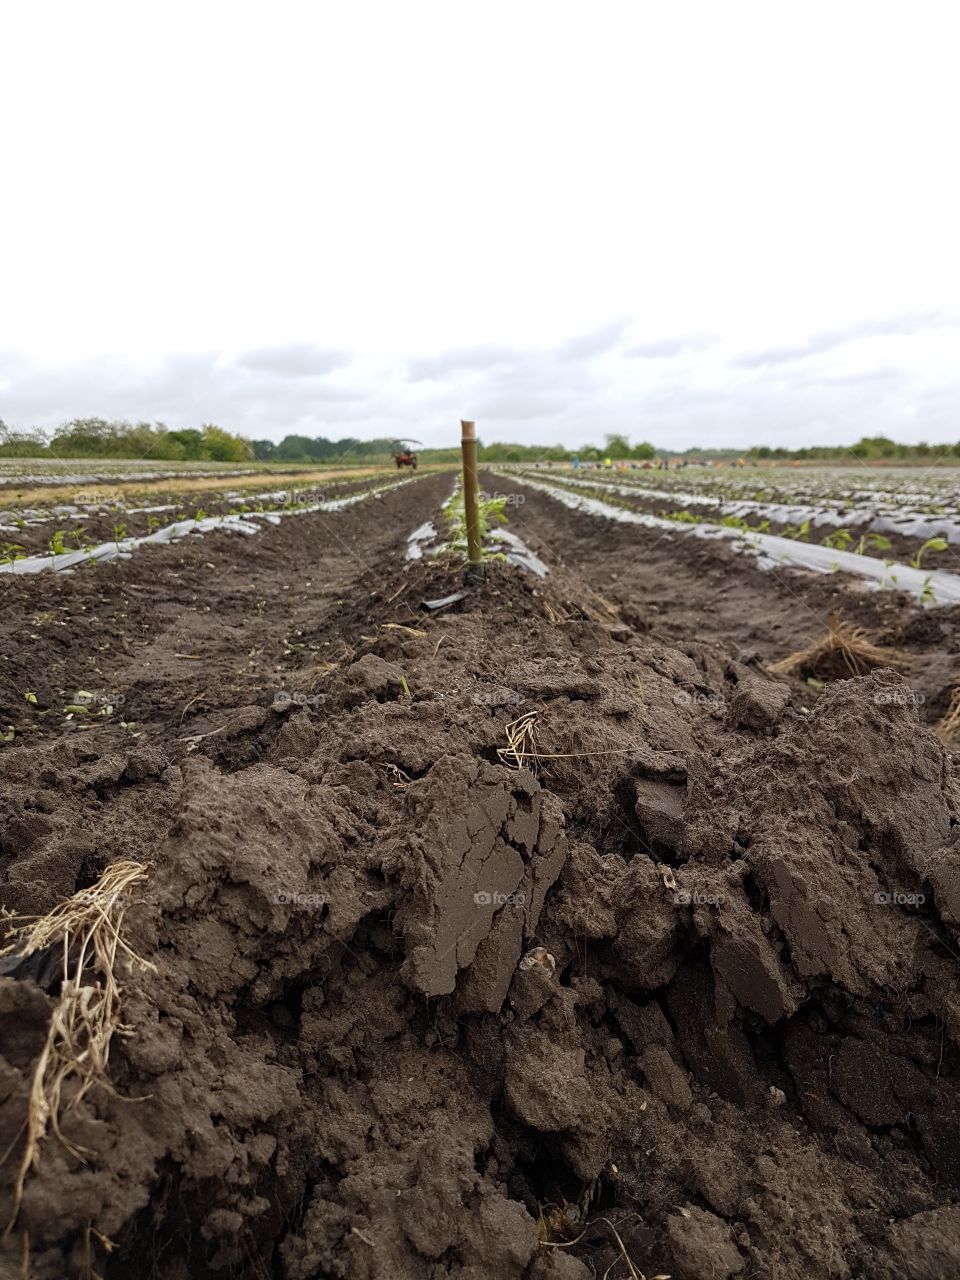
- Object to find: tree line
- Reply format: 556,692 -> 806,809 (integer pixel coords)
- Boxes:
1,421 -> 957,465
0,419 -> 253,461
745,436 -> 960,461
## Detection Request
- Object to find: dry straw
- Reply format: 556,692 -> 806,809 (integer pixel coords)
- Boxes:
769,612 -> 908,681
935,687 -> 960,744
497,711 -> 638,771
0,860 -> 154,1229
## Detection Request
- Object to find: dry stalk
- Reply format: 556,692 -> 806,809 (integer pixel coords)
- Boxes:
542,600 -> 578,625
0,860 -> 155,1229
497,712 -> 540,770
935,688 -> 960,743
381,763 -> 412,789
538,1211 -> 666,1280
769,612 -> 908,680
497,710 -> 637,770
380,623 -> 427,639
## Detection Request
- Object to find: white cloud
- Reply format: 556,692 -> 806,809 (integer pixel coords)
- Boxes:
1,1 -> 958,446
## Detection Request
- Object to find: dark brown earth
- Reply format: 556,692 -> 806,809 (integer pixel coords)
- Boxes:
494,473 -> 960,726
2,469 -> 960,1279
0,473 -> 387,557
514,473 -> 960,575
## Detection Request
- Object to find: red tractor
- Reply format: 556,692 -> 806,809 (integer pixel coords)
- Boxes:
393,439 -> 421,470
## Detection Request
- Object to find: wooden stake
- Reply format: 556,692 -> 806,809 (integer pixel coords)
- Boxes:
460,419 -> 482,567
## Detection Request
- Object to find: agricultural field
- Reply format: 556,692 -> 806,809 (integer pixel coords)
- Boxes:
0,456 -> 281,489
505,462 -> 960,578
0,469 -> 407,568
2,462 -> 960,1278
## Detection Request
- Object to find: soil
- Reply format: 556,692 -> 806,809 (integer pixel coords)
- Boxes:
527,474 -> 960,574
2,469 -> 960,1279
0,474 -> 388,557
496,474 -> 960,725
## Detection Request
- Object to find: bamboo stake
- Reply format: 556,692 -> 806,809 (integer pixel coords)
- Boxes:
461,419 -> 482,568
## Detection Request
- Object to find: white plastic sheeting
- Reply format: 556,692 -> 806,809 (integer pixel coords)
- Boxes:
502,474 -> 960,606
0,478 -> 417,575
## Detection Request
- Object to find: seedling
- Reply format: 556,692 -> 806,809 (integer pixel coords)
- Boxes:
445,487 -> 508,555
823,528 -> 853,552
721,514 -> 751,532
910,536 -> 948,569
48,530 -> 66,556
662,509 -> 700,524
1,542 -> 25,566
853,532 -> 892,556
782,519 -> 811,542
920,575 -> 937,606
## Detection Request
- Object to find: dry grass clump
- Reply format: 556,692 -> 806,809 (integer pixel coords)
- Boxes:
496,711 -> 638,772
769,613 -> 908,681
935,688 -> 960,744
498,711 -> 540,770
0,860 -> 154,1228
542,582 -> 621,628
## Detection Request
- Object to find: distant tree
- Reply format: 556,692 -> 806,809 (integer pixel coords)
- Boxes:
853,435 -> 898,459
0,421 -> 48,456
49,418 -> 117,456
168,428 -> 207,460
272,435 -> 315,462
201,424 -> 253,462
604,433 -> 631,460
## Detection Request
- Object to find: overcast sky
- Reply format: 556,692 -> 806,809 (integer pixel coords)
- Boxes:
2,2 -> 958,450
